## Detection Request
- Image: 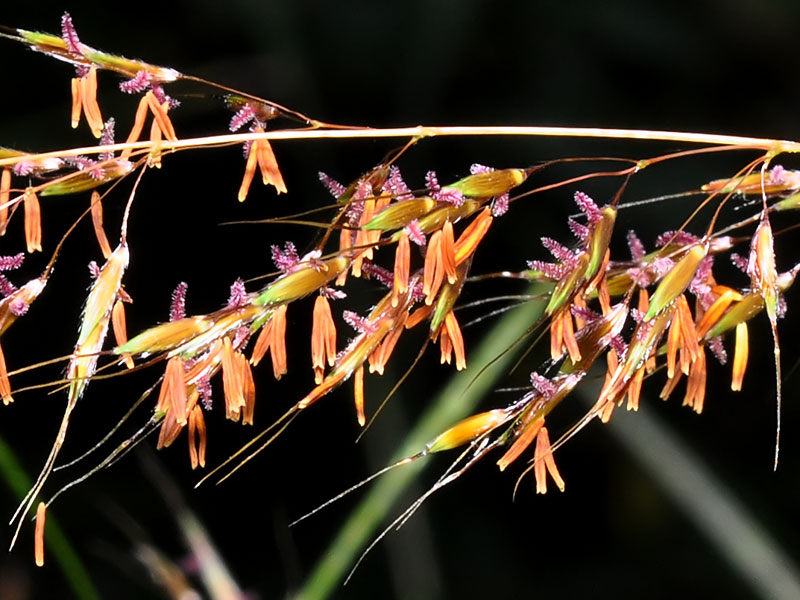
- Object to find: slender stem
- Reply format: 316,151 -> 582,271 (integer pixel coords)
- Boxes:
2,126 -> 797,168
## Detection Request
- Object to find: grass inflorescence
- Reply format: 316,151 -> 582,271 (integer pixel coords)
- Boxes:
2,11 -> 800,598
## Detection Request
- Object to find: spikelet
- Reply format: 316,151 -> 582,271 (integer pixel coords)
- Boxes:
443,168 -> 528,198
644,244 -> 707,322
255,256 -> 349,306
68,242 -> 129,401
69,245 -> 128,381
426,409 -> 510,453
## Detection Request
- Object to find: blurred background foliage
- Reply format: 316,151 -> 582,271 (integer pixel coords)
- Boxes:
3,1 -> 800,598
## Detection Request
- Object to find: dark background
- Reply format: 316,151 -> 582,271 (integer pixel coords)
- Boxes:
3,1 -> 800,598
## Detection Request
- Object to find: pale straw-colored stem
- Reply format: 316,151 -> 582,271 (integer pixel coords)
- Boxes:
1,126 -> 797,168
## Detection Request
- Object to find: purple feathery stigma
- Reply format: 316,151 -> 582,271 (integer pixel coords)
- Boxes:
227,279 -> 247,308
651,257 -> 675,278
150,85 -> 179,109
0,274 -> 17,298
354,179 -> 373,201
425,170 -> 441,194
345,201 -> 365,227
61,13 -> 88,77
0,253 -> 24,271
229,104 -> 256,132
361,263 -> 394,288
65,155 -> 96,171
567,218 -> 589,243
170,282 -> 188,321
197,376 -> 213,411
88,261 -> 101,279
530,371 -> 556,397
98,118 -> 116,162
66,155 -> 104,180
342,310 -> 377,334
571,304 -> 600,324
730,253 -> 749,273
610,335 -> 628,356
655,230 -> 699,248
9,299 -> 29,317
492,193 -> 509,217
573,191 -> 601,224
778,294 -> 788,318
410,281 -> 426,302
470,163 -> 494,175
320,286 -> 347,300
271,242 -> 299,272
541,237 -> 580,267
435,187 -> 464,207
61,12 -> 83,55
689,257 -> 714,308
12,162 -> 34,177
769,165 -> 786,186
119,71 -> 152,94
426,171 -> 463,205
527,260 -> 568,280
708,336 -> 727,365
405,219 -> 427,246
318,172 -> 346,199
383,166 -> 413,200
627,230 -> 646,261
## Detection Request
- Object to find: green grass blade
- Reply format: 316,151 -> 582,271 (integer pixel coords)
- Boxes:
0,434 -> 102,600
295,285 -> 548,600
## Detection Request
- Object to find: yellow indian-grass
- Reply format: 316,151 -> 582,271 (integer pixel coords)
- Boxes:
4,123 -> 798,567
2,14 -> 800,596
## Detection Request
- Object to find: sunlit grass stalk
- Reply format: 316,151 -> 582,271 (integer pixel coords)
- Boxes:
1,125 -> 797,171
